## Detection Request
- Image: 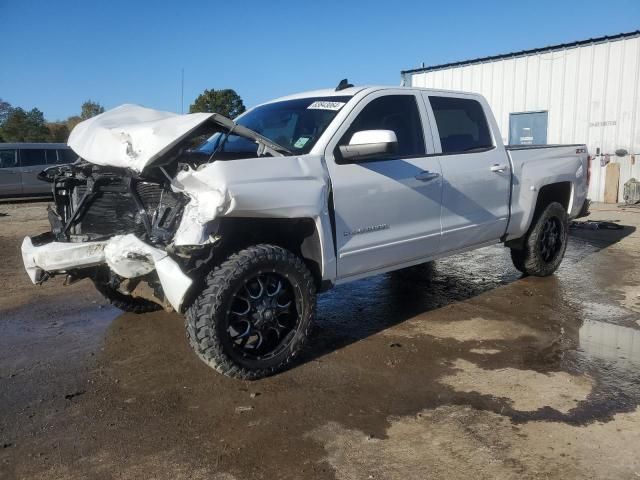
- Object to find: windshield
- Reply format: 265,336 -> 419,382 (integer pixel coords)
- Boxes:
200,96 -> 351,158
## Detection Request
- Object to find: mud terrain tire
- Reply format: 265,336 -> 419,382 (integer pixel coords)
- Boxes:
93,281 -> 162,314
510,201 -> 569,277
186,244 -> 316,380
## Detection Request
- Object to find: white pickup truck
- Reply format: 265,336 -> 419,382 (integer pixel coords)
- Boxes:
22,83 -> 589,379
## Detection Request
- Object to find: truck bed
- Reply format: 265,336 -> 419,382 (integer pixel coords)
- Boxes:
506,144 -> 585,151
505,144 -> 589,240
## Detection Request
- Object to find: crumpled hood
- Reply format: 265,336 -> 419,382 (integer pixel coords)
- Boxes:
67,104 -> 214,172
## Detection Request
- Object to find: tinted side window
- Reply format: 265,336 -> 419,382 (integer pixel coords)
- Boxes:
45,150 -> 58,165
339,95 -> 425,160
20,149 -> 47,167
0,150 -> 17,168
57,149 -> 78,164
429,96 -> 493,154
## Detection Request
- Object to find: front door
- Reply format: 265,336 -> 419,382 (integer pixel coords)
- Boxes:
0,149 -> 22,196
18,148 -> 50,195
325,91 -> 443,280
423,94 -> 511,252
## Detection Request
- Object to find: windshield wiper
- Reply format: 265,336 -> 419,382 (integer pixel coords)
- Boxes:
208,113 -> 293,156
234,124 -> 293,156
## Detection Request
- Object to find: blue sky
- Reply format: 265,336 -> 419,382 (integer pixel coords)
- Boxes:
1,0 -> 639,120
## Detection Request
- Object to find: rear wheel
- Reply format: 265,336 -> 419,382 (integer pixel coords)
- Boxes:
185,244 -> 316,380
510,201 -> 569,277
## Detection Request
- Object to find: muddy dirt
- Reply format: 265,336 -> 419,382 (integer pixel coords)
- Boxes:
1,200 -> 640,479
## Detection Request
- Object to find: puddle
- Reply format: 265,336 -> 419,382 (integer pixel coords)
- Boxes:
579,319 -> 640,367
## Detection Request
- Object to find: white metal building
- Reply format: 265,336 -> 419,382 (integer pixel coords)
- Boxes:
401,31 -> 640,202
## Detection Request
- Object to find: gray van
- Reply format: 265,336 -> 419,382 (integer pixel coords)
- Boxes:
0,143 -> 77,197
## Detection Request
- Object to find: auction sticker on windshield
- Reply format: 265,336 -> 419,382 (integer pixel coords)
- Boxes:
293,136 -> 311,149
307,101 -> 346,111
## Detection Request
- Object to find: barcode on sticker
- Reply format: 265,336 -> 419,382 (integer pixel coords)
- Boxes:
307,101 -> 345,111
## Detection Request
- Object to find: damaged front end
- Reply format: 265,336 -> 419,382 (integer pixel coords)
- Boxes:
21,104 -> 289,312
23,162 -> 199,311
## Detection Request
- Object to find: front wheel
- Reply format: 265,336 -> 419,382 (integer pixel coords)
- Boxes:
510,201 -> 569,277
185,244 -> 316,380
93,281 -> 162,314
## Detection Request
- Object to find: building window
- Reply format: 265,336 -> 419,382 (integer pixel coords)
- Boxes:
509,111 -> 548,145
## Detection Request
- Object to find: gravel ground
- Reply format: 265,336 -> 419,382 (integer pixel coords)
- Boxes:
1,199 -> 640,480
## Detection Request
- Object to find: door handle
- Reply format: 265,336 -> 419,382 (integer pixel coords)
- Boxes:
415,171 -> 440,182
490,164 -> 508,173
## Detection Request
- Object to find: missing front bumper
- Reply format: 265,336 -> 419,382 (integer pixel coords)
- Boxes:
21,234 -> 192,312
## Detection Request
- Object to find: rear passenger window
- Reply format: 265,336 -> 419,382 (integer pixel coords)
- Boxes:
45,150 -> 58,165
20,149 -> 47,167
0,150 -> 17,168
57,149 -> 78,164
429,97 -> 493,154
338,95 -> 425,161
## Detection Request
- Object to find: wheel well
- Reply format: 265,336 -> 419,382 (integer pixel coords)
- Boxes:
534,182 -> 571,218
505,182 -> 572,250
215,217 -> 324,289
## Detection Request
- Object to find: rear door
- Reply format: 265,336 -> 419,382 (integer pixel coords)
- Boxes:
0,148 -> 22,195
325,90 -> 443,279
422,94 -> 511,252
18,148 -> 50,195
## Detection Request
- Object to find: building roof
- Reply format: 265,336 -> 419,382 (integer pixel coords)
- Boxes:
401,30 -> 640,75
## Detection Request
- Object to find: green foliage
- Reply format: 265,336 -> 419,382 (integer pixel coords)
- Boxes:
0,98 -> 104,143
47,122 -> 70,143
66,115 -> 82,133
0,99 -> 12,141
80,100 -> 105,120
0,99 -> 12,125
189,89 -> 246,118
0,107 -> 49,142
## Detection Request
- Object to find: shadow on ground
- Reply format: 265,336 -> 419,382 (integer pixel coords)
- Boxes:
1,216 -> 639,479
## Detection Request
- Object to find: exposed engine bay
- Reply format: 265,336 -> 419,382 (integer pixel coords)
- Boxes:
46,162 -> 186,244
22,104 -> 295,312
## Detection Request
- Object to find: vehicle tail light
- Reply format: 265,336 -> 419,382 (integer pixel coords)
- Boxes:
587,155 -> 592,186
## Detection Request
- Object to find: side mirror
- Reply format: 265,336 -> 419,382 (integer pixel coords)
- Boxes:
339,130 -> 398,161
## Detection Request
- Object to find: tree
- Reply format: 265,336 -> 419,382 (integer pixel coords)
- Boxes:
189,89 -> 245,118
0,107 -> 49,142
47,122 -> 70,142
0,99 -> 12,141
0,99 -> 12,126
80,100 -> 105,120
66,115 -> 82,132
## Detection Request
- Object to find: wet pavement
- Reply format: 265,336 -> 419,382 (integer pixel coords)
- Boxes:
1,201 -> 640,479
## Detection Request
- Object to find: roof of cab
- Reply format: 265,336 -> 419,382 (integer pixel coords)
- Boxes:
261,85 -> 485,105
266,86 -> 368,102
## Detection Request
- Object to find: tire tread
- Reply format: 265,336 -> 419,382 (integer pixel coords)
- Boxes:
185,244 -> 316,380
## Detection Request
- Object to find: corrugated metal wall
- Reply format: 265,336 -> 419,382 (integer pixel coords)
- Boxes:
405,34 -> 640,202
